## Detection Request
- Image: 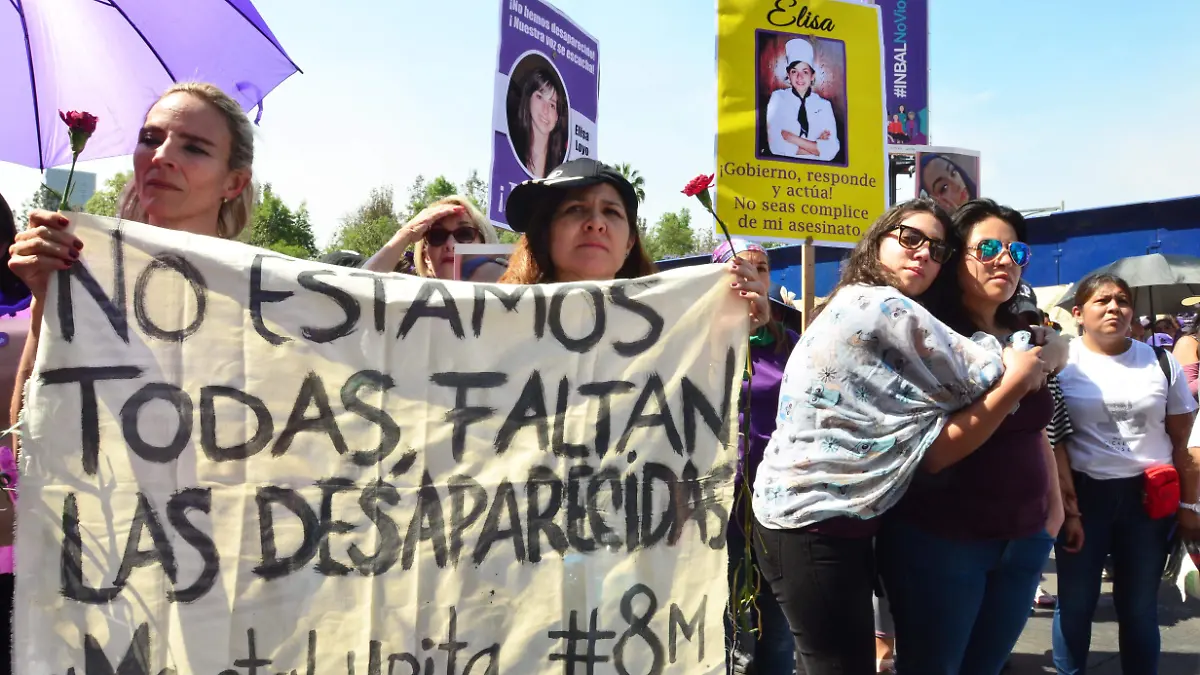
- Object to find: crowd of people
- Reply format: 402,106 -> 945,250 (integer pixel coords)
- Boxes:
730,208 -> 1200,674
1,81 -> 1199,675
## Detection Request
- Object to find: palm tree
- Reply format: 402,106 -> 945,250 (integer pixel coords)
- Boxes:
613,162 -> 646,204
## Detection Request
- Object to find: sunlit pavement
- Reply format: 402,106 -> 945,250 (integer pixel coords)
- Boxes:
1007,552 -> 1200,674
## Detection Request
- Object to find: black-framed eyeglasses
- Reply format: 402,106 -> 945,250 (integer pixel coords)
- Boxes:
886,225 -> 954,264
425,227 -> 481,246
969,239 -> 1031,267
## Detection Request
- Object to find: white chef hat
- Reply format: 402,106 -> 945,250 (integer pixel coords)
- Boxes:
785,38 -> 815,69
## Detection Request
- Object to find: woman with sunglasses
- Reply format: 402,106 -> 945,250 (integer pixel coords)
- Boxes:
363,196 -> 505,281
753,199 -> 1047,674
879,199 -> 1068,675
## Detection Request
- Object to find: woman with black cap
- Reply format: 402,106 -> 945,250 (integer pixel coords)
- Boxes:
499,159 -> 769,330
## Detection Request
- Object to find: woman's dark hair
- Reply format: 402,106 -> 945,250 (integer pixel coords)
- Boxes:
514,69 -> 568,177
926,198 -> 1029,335
499,188 -> 657,284
919,153 -> 978,204
0,192 -> 14,241
1072,273 -> 1132,309
820,198 -> 954,312
0,192 -> 31,307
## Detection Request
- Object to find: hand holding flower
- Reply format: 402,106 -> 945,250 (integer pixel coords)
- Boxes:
9,210 -> 81,301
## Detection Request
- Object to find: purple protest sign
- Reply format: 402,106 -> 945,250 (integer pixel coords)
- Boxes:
873,0 -> 928,147
488,0 -> 599,229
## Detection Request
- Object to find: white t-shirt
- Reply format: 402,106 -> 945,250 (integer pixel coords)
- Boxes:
1058,338 -> 1196,479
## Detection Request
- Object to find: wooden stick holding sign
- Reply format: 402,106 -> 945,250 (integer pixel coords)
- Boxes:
800,237 -> 816,328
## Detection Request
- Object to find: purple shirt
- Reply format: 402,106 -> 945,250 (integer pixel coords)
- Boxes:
893,385 -> 1053,540
737,330 -> 797,492
731,330 -> 795,535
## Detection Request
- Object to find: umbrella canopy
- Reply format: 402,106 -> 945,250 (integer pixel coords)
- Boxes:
1054,253 -> 1200,315
1,0 -> 299,170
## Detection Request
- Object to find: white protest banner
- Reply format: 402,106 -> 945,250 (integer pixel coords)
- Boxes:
15,214 -> 746,675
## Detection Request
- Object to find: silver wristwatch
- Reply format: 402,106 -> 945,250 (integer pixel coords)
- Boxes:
1182,502 -> 1200,515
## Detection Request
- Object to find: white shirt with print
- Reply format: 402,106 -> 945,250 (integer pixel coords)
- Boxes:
1058,338 -> 1197,480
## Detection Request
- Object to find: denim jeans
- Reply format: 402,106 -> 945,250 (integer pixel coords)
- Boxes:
878,518 -> 1054,675
1052,473 -> 1174,674
727,524 -> 797,675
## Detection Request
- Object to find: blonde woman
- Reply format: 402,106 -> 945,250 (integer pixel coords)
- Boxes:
11,81 -> 256,431
363,196 -> 505,281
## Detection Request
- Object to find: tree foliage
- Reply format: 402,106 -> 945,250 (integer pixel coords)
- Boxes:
460,170 -> 488,214
328,186 -> 400,256
613,163 -> 646,204
642,209 -> 695,261
83,172 -> 132,218
400,176 -> 458,223
245,184 -> 318,259
16,184 -> 61,226
328,172 -> 527,252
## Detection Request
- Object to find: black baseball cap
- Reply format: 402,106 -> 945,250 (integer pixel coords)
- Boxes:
319,250 -> 365,268
1013,280 -> 1041,320
505,158 -> 639,233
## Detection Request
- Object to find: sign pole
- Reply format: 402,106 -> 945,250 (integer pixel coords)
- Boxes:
801,236 -> 816,328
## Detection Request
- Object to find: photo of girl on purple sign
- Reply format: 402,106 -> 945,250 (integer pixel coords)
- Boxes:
506,55 -> 569,179
488,0 -> 598,229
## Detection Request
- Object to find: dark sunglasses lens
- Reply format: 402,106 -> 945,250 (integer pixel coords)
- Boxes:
896,227 -> 924,248
930,244 -> 952,264
453,228 -> 480,243
426,230 -> 449,246
977,239 -> 1003,261
1010,242 -> 1032,266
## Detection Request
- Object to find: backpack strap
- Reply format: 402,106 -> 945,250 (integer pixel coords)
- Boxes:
1153,345 -> 1173,385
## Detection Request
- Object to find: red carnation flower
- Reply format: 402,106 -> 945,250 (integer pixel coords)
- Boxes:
681,174 -> 714,197
56,109 -> 100,211
59,110 -> 99,136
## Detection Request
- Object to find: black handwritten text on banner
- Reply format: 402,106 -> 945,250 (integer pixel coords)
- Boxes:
15,214 -> 746,675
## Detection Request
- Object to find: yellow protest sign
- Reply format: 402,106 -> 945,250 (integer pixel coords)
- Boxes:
717,0 -> 887,246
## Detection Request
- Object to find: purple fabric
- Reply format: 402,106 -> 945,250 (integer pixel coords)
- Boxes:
893,385 -> 1054,540
1148,333 -> 1176,347
731,330 -> 793,533
2,0 -> 299,169
712,238 -> 766,265
0,446 -> 16,504
736,331 -> 798,494
0,446 -> 15,575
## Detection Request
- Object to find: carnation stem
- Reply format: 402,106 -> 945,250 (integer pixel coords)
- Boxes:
710,210 -> 736,251
701,192 -> 760,645
58,153 -> 79,212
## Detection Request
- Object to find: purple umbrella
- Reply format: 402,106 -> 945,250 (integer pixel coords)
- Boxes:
1,0 -> 300,170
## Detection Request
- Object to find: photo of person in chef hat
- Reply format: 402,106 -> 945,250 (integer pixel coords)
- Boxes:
759,32 -> 845,164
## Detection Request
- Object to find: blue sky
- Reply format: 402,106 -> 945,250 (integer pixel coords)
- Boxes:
3,0 -> 1198,245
